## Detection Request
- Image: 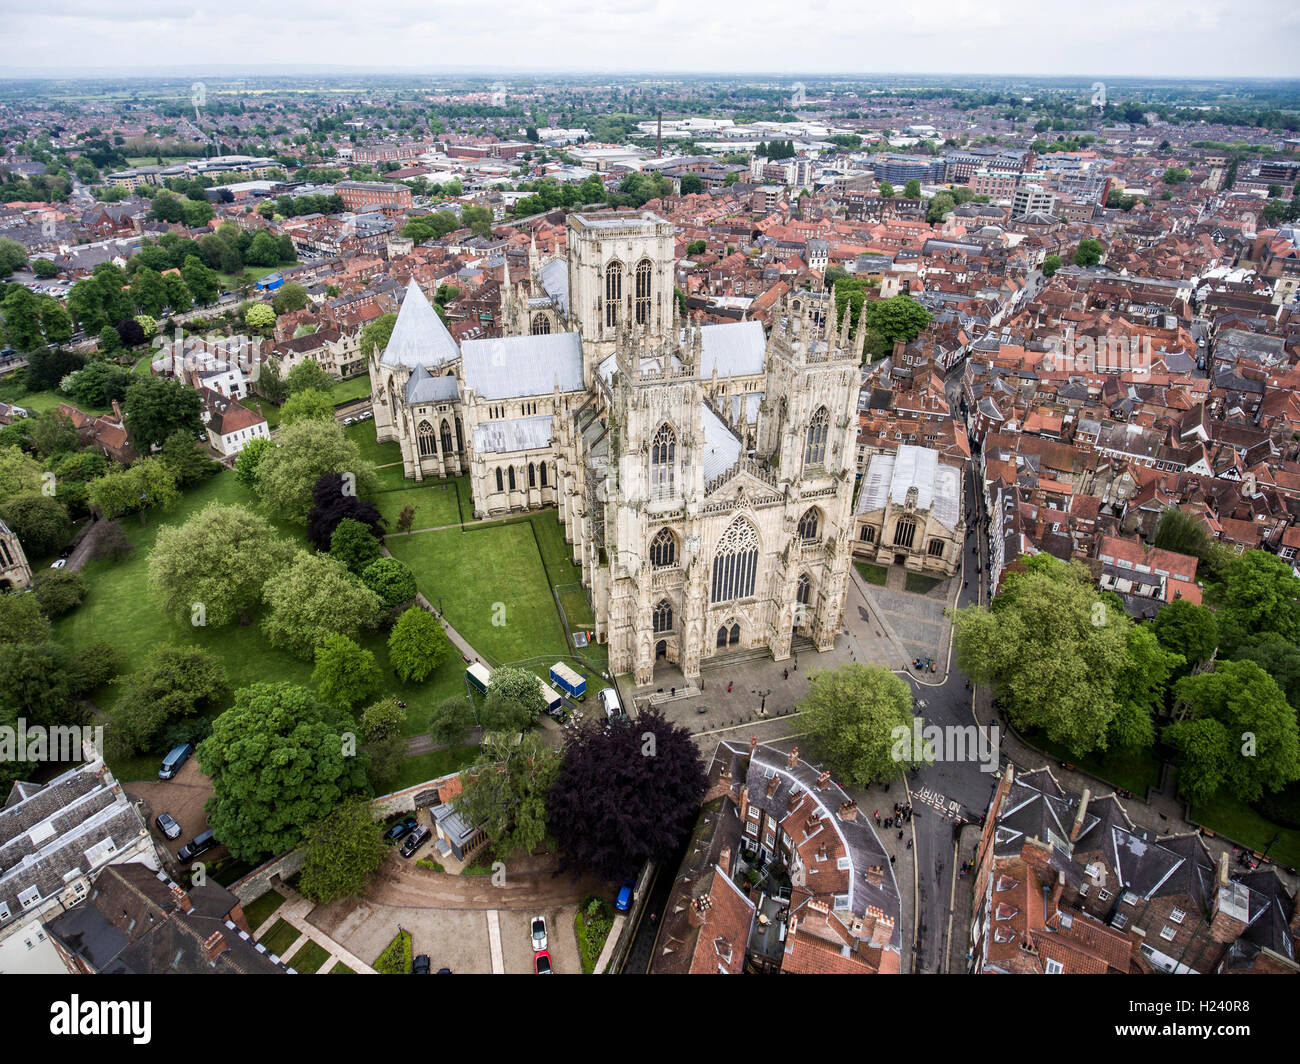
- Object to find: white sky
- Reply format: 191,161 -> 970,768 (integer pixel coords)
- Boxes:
1,0 -> 1298,78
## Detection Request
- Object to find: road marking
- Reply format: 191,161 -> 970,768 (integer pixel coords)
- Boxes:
486,909 -> 504,974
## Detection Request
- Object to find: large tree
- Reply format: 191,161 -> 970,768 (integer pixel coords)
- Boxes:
455,731 -> 561,860
108,645 -> 229,756
306,471 -> 386,548
148,502 -> 296,627
261,550 -> 382,658
1166,659 -> 1300,805
329,516 -> 382,575
1231,634 -> 1300,709
1152,598 -> 1219,673
0,593 -> 51,646
285,359 -> 334,395
254,419 -> 378,522
953,555 -> 1133,755
279,388 -> 335,426
549,708 -> 706,880
88,460 -> 181,523
1207,549 -> 1300,652
196,682 -> 368,861
387,607 -> 453,683
360,557 -> 417,613
480,665 -> 546,730
0,492 -> 72,559
296,797 -> 387,905
797,663 -> 919,786
312,634 -> 383,710
123,377 -> 204,451
0,446 -> 43,503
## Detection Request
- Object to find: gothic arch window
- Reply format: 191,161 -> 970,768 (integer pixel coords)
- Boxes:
0,538 -> 11,568
495,467 -> 504,492
860,524 -> 876,543
417,419 -> 437,457
798,507 -> 820,542
650,528 -> 676,568
388,379 -> 398,414
711,517 -> 759,604
455,417 -> 464,452
540,462 -> 548,487
531,313 -> 551,335
528,462 -> 536,488
927,538 -> 946,558
440,419 -> 453,455
508,466 -> 517,491
653,599 -> 673,633
804,405 -> 829,466
796,572 -> 812,605
894,517 -> 917,549
729,623 -> 740,646
634,258 -> 653,325
651,422 -> 676,495
604,261 -> 623,327
717,626 -> 728,648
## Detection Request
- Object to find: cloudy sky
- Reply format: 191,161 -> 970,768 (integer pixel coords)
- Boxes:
3,0 -> 1299,78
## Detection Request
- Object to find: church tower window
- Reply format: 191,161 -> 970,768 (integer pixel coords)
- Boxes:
634,258 -> 653,325
651,423 -> 676,495
798,507 -> 820,542
508,467 -> 517,491
894,518 -> 917,549
528,462 -> 536,488
495,468 -> 504,492
605,261 -> 623,327
418,419 -> 437,457
711,518 -> 759,603
531,313 -> 551,335
653,599 -> 673,633
650,528 -> 676,568
804,406 -> 829,466
440,419 -> 453,455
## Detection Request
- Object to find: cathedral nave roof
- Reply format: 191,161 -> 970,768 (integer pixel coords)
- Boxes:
474,414 -> 554,454
381,278 -> 462,371
461,331 -> 585,400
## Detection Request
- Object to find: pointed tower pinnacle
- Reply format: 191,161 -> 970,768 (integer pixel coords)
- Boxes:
854,299 -> 869,361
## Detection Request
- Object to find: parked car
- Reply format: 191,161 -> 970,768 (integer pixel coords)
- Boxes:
158,742 -> 194,780
343,417 -> 355,425
400,824 -> 431,858
155,813 -> 181,840
412,954 -> 431,974
533,950 -> 553,974
615,882 -> 634,912
383,815 -> 418,843
177,829 -> 216,861
50,559 -> 66,569
530,915 -> 548,952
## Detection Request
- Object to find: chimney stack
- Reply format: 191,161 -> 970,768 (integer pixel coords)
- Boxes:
718,847 -> 732,877
1070,788 -> 1092,842
786,746 -> 800,769
688,894 -> 711,928
787,787 -> 802,814
865,865 -> 884,887
766,774 -> 780,798
203,931 -> 230,964
1049,870 -> 1065,916
169,883 -> 195,914
816,770 -> 831,790
838,800 -> 858,822
748,733 -> 758,759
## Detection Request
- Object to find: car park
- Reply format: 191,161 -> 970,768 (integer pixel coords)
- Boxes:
530,915 -> 548,952
158,742 -> 194,780
155,812 -> 182,839
383,815 -> 418,843
400,824 -> 431,858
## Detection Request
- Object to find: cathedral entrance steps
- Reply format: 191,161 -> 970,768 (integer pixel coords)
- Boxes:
789,635 -> 819,655
700,645 -> 775,671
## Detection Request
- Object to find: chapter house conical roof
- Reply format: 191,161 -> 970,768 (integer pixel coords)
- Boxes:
380,278 -> 460,370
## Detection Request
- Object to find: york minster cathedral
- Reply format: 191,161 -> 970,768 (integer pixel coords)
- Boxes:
369,211 -> 864,686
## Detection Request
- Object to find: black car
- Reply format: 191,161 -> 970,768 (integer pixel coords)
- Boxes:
383,816 -> 418,843
400,824 -> 431,858
177,829 -> 216,861
412,954 -> 431,974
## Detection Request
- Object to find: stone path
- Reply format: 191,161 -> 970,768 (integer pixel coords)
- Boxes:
249,893 -> 377,974
486,910 -> 504,974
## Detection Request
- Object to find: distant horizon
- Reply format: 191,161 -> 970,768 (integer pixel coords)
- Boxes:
4,0 -> 1299,82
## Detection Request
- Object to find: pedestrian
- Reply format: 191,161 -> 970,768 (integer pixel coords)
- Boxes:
783,667 -> 789,680
727,681 -> 733,693
963,580 -> 968,588
873,809 -> 879,820
890,855 -> 896,864
907,839 -> 913,849
874,815 -> 881,826
897,829 -> 904,840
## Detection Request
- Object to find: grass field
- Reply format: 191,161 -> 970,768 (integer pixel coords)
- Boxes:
0,383 -> 111,419
256,918 -> 301,959
287,939 -> 331,974
329,375 -> 373,407
243,889 -> 286,932
344,420 -> 402,466
372,481 -> 465,530
1191,795 -> 1300,869
329,961 -> 356,974
856,561 -> 889,586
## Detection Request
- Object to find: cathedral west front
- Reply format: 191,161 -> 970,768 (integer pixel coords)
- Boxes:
369,210 -> 864,685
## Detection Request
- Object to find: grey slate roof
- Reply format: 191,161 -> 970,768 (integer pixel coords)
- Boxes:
701,403 -> 742,482
380,278 -> 460,370
461,332 -> 584,400
540,258 -> 569,316
856,444 -> 961,529
698,321 -> 766,378
474,414 -> 553,454
405,364 -> 459,404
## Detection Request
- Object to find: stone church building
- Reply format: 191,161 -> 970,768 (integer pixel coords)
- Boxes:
0,518 -> 33,591
853,444 -> 964,576
369,210 -> 864,685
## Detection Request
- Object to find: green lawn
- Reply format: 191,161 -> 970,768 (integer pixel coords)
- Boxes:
1191,794 -> 1300,869
240,396 -> 279,430
0,384 -> 110,419
856,561 -> 889,586
256,918 -> 302,959
390,745 -> 480,792
373,481 -> 465,530
387,518 -> 570,667
344,420 -> 402,466
329,961 -> 356,974
904,572 -> 943,595
242,889 -> 286,932
329,375 -> 373,407
287,939 -> 331,974
1022,730 -> 1163,797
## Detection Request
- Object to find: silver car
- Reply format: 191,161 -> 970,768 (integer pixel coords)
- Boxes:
530,915 -> 548,952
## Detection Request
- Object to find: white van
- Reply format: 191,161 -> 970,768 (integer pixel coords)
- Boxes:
599,687 -> 623,720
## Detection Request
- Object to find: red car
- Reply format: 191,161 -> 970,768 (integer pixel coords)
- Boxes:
533,950 -> 553,974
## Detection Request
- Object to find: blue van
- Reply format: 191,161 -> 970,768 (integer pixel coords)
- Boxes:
158,743 -> 194,780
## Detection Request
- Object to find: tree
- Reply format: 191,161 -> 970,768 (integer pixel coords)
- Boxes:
395,503 -> 417,535
1166,660 -> 1300,804
28,411 -> 79,460
312,634 -> 383,710
272,282 -> 309,315
1232,634 -> 1300,709
159,429 -> 220,487
296,797 -> 387,905
245,303 -> 275,330
285,359 -> 334,395
1042,254 -> 1062,278
382,606 -> 451,683
329,516 -> 382,575
1153,506 -> 1209,559
926,191 -> 956,224
31,567 -> 87,618
359,314 -> 397,361
1208,549 -> 1300,652
130,267 -> 167,317
953,555 -> 1132,755
0,237 -> 28,275
196,682 -> 368,861
461,205 -> 493,239
357,699 -> 405,743
108,645 -> 229,755
878,181 -> 895,198
679,174 -> 704,195
479,665 -> 545,729
0,592 -> 52,646
305,470 -> 385,547
0,446 -> 43,503
903,179 -> 921,198
1109,625 -> 1181,750
798,663 -> 919,785
181,256 -> 219,305
686,239 -> 707,256
254,419 -> 378,523
455,731 -> 560,859
233,435 -> 273,489
361,557 -> 417,612
92,520 -> 134,562
261,550 -> 382,658
1153,598 -> 1219,673
86,457 -> 179,523
549,709 -> 706,880
279,387 -> 335,425
163,273 -> 193,313
61,360 -> 134,408
428,696 -> 474,747
1073,238 -> 1104,267
0,492 -> 72,558
148,502 -> 296,627
123,376 -> 203,451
